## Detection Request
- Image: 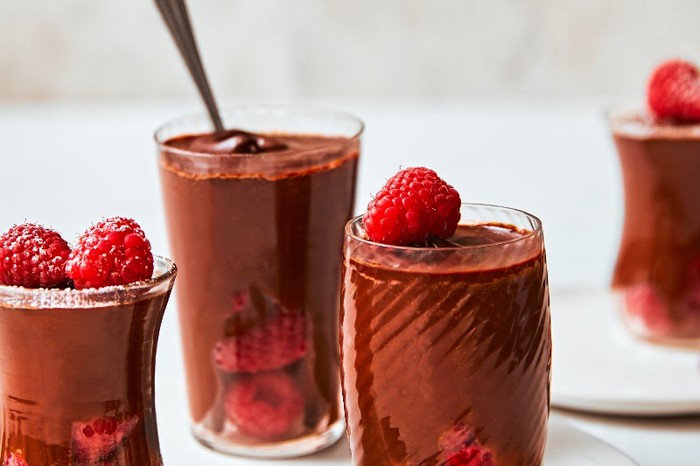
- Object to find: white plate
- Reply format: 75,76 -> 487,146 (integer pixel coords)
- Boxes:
544,415 -> 638,466
551,288 -> 700,415
159,413 -> 636,465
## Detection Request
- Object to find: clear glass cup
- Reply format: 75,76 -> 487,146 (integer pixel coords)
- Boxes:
609,108 -> 700,343
155,106 -> 363,457
340,204 -> 551,466
0,256 -> 176,466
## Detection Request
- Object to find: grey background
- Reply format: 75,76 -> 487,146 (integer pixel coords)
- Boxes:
2,0 -> 699,101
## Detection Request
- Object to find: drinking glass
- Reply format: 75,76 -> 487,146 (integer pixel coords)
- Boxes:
156,106 -> 363,457
340,204 -> 551,466
610,109 -> 700,343
0,256 -> 176,466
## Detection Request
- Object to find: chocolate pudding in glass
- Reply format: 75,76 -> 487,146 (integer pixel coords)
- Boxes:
610,109 -> 700,343
156,106 -> 362,457
340,204 -> 551,466
0,256 -> 176,466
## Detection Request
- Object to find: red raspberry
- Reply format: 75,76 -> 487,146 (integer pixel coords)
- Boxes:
224,371 -> 304,439
439,423 -> 495,466
214,308 -> 307,373
363,167 -> 461,245
66,217 -> 154,289
647,59 -> 700,122
623,284 -> 674,336
4,453 -> 28,466
71,416 -> 138,464
444,446 -> 496,466
0,223 -> 71,288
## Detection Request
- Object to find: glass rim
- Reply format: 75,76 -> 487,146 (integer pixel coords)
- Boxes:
604,102 -> 662,124
606,104 -> 700,140
0,255 -> 177,308
153,104 -> 365,160
604,102 -> 641,121
345,202 -> 543,252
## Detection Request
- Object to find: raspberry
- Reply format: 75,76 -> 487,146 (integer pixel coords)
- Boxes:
623,284 -> 674,336
439,423 -> 495,466
71,416 -> 138,465
214,307 -> 307,373
66,217 -> 154,289
363,167 -> 461,245
647,59 -> 700,122
4,452 -> 28,466
0,223 -> 71,288
224,371 -> 304,439
444,446 -> 496,466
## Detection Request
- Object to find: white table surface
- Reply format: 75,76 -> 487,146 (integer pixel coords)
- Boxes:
0,99 -> 698,466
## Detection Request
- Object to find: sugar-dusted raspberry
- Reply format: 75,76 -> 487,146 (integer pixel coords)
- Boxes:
647,59 -> 700,122
4,452 -> 28,466
214,307 -> 307,373
439,423 -> 496,466
66,217 -> 154,289
0,223 -> 71,288
363,167 -> 461,245
71,415 -> 138,465
224,371 -> 304,439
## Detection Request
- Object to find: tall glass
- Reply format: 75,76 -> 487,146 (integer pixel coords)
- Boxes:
340,204 -> 551,466
0,256 -> 176,466
156,106 -> 362,457
610,109 -> 700,343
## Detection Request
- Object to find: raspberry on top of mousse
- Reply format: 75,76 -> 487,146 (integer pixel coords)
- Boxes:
0,217 -> 154,290
0,224 -> 71,288
363,167 -> 461,246
647,59 -> 700,122
66,217 -> 154,289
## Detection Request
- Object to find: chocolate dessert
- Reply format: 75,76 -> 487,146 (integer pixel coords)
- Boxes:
341,220 -> 551,466
158,124 -> 360,450
0,257 -> 176,466
611,112 -> 700,340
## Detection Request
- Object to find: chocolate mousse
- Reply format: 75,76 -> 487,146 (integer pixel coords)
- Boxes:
611,111 -> 700,339
0,258 -> 176,466
341,221 -> 551,466
159,128 -> 359,447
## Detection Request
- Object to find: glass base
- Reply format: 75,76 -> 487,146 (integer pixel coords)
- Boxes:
615,288 -> 700,347
192,418 -> 345,459
622,315 -> 700,349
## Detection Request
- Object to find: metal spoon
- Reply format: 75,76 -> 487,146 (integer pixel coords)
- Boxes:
154,0 -> 224,132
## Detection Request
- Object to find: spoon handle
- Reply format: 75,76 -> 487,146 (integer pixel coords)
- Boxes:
155,0 -> 224,132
